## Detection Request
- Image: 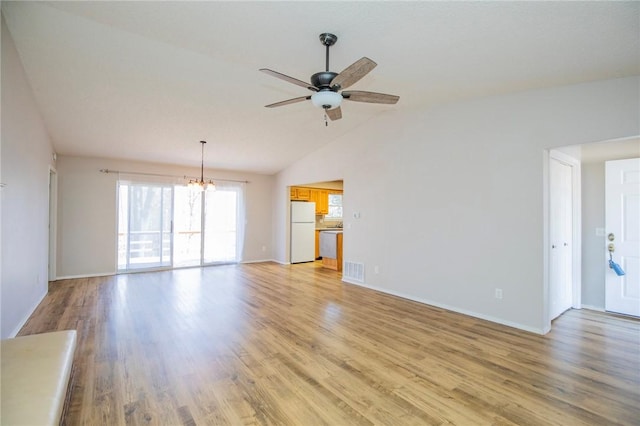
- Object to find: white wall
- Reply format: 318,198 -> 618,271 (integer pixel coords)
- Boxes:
275,76 -> 640,334
1,15 -> 56,338
56,156 -> 274,278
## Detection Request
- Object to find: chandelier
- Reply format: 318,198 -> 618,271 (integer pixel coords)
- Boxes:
188,140 -> 215,191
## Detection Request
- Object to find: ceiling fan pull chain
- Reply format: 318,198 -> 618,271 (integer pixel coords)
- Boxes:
324,112 -> 328,126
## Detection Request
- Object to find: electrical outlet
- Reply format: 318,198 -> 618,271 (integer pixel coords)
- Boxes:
495,288 -> 503,300
374,265 -> 379,274
261,246 -> 266,252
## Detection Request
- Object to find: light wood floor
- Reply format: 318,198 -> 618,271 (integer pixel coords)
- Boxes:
19,262 -> 640,425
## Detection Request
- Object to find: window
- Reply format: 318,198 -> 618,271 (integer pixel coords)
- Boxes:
325,193 -> 343,219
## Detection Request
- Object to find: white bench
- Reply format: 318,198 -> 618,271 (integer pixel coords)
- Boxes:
1,330 -> 77,425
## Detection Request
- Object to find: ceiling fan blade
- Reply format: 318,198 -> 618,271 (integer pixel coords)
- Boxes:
326,107 -> 342,121
265,96 -> 311,108
342,90 -> 399,104
330,57 -> 377,90
260,69 -> 318,92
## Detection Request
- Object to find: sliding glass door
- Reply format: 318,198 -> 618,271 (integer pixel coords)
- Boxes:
118,181 -> 243,272
204,187 -> 239,263
118,183 -> 173,270
173,186 -> 202,268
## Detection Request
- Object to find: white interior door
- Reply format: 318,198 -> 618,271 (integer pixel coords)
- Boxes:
605,158 -> 640,317
549,158 -> 573,320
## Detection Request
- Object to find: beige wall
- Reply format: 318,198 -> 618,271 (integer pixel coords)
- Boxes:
581,162 -> 606,309
1,15 -> 56,338
275,76 -> 640,334
56,156 -> 274,278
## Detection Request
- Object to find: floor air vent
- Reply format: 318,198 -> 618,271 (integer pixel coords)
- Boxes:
343,261 -> 365,283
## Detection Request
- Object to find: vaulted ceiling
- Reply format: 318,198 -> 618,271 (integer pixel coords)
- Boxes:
3,1 -> 639,174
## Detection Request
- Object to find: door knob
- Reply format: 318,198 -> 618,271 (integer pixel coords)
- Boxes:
608,233 -> 615,241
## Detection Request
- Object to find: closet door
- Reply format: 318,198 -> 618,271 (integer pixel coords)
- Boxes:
549,158 -> 573,320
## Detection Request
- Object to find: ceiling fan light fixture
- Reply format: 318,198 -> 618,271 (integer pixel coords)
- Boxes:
311,91 -> 342,109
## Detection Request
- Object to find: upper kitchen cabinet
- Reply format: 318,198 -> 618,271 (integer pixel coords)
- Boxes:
290,187 -> 311,201
311,189 -> 329,215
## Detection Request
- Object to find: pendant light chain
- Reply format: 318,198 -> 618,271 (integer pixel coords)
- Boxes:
200,140 -> 205,184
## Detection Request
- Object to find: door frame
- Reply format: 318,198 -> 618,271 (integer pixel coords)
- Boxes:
544,150 -> 582,331
48,166 -> 57,281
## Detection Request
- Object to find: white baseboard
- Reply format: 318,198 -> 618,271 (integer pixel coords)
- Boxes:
9,289 -> 47,338
581,304 -> 605,312
266,259 -> 290,265
241,259 -> 278,264
55,272 -> 115,281
341,278 -> 547,335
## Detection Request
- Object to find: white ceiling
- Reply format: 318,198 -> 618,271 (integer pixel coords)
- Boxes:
3,1 -> 639,174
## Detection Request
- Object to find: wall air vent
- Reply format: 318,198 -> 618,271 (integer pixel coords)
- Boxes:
343,261 -> 365,283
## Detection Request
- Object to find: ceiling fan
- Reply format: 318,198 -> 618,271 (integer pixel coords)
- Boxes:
260,33 -> 399,123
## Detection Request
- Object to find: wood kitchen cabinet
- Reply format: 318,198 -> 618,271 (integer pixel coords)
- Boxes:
310,189 -> 329,215
315,230 -> 320,259
290,187 -> 311,201
316,190 -> 329,215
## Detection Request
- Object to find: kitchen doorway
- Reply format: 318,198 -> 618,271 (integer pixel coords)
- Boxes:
288,180 -> 344,270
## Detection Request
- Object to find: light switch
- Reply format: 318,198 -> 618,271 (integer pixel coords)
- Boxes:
595,228 -> 605,237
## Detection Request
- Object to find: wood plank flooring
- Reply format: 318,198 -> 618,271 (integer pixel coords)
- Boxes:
17,262 -> 640,425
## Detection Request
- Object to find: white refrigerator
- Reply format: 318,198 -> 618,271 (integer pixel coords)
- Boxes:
291,201 -> 316,263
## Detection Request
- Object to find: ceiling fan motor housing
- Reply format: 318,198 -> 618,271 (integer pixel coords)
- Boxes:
311,71 -> 339,90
